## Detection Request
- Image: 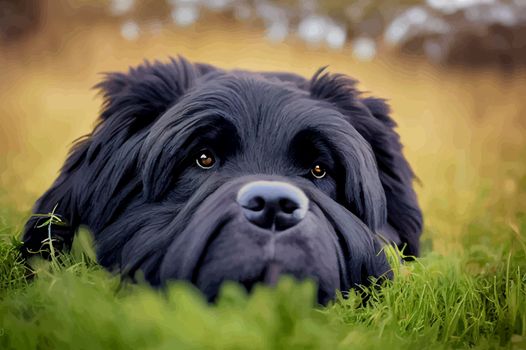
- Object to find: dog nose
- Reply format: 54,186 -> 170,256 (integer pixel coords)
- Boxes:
236,181 -> 309,231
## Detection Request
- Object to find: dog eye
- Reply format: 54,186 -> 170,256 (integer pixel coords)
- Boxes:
310,164 -> 326,179
196,150 -> 216,169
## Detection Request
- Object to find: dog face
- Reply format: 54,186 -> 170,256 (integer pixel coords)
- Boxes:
22,58 -> 423,304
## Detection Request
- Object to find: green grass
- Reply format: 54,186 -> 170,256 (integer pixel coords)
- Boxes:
0,181 -> 525,349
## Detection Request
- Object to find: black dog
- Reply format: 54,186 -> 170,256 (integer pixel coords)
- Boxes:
22,57 -> 422,304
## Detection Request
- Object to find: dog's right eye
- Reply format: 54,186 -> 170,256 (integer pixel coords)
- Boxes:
196,150 -> 216,169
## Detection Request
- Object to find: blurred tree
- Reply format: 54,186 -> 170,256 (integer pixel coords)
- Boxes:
0,0 -> 40,42
1,0 -> 525,67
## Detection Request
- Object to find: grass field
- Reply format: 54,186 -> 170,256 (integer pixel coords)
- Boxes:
1,20 -> 526,349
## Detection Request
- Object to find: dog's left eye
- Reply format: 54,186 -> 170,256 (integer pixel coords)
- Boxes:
310,164 -> 326,179
196,150 -> 216,169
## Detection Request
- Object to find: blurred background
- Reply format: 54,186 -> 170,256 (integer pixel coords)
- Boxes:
0,0 -> 525,255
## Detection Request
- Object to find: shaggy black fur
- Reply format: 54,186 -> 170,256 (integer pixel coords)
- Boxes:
21,57 -> 422,304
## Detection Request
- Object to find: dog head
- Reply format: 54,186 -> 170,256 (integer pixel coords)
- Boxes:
22,58 -> 422,304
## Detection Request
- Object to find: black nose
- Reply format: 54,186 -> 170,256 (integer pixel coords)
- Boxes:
236,181 -> 309,231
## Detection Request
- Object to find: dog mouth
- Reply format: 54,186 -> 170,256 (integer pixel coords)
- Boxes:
187,217 -> 279,301
189,223 -> 282,299
178,210 -> 346,304
158,178 -> 355,305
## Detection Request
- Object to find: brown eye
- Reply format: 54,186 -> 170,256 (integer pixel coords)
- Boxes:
310,164 -> 326,179
196,150 -> 215,169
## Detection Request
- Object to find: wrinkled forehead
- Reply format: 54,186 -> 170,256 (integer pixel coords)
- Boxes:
164,73 -> 349,155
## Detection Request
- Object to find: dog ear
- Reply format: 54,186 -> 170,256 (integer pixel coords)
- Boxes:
359,96 -> 423,256
309,69 -> 423,256
96,57 -> 216,129
21,57 -> 215,257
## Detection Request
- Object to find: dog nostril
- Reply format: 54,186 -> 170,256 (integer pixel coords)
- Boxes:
244,196 -> 265,211
279,198 -> 299,214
